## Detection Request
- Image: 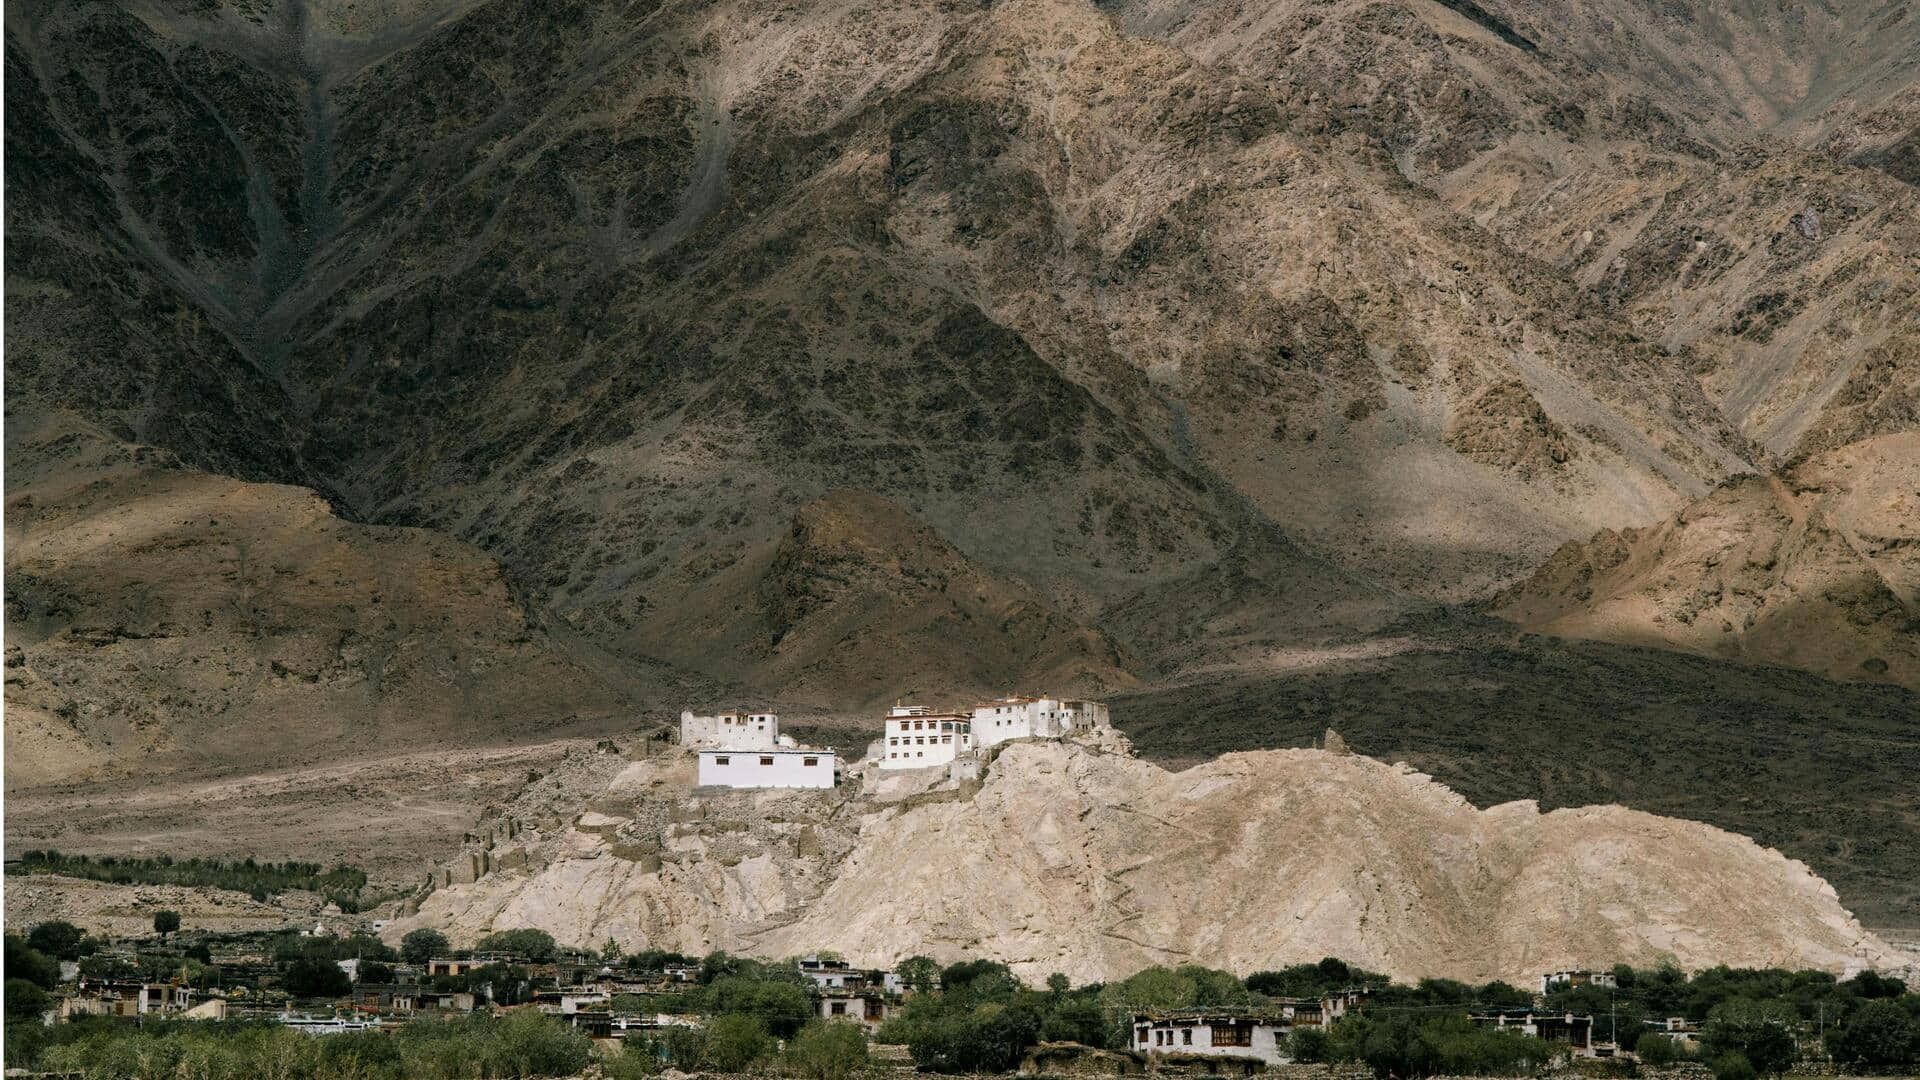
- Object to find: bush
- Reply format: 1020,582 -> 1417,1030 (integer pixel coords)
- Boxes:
1289,1026 -> 1330,1063
703,1014 -> 775,1072
153,910 -> 181,936
1637,1034 -> 1685,1066
1710,1050 -> 1757,1080
602,1039 -> 663,1080
907,1000 -> 1042,1073
786,1020 -> 870,1080
401,928 -> 449,965
358,961 -> 395,984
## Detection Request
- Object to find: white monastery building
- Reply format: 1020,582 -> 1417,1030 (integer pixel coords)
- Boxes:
971,695 -> 1109,748
878,705 -> 975,769
682,709 -> 840,789
696,747 -> 838,789
878,694 -> 1110,770
680,709 -> 784,750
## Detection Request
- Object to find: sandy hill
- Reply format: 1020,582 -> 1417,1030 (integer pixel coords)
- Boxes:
387,737 -> 1901,985
1494,433 -> 1920,690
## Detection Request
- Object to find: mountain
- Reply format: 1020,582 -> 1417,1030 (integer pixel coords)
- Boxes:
1494,432 -> 1920,690
3,410 -> 632,787
5,0 -> 1918,935
388,737 -> 1901,984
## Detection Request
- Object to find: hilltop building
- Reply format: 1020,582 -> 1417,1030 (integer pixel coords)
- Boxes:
680,710 -> 786,750
971,696 -> 1109,749
696,747 -> 839,789
879,705 -> 975,770
878,695 -> 1110,770
679,708 -> 841,789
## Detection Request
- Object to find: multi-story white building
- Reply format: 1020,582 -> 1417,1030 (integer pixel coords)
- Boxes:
696,747 -> 838,789
970,696 -> 1109,749
878,705 -> 975,770
680,710 -> 783,750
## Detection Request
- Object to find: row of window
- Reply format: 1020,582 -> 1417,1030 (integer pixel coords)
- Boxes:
888,735 -> 963,746
711,756 -> 821,767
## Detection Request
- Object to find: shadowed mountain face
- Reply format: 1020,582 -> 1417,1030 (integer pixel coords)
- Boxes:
5,0 -> 1918,920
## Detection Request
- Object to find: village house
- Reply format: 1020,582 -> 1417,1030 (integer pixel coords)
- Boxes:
797,955 -> 868,990
878,705 -> 976,769
1541,969 -> 1619,994
1469,1010 -> 1597,1055
1132,1012 -> 1291,1067
816,989 -> 891,1029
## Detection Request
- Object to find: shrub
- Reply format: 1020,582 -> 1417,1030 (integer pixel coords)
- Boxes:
3,935 -> 60,989
1637,1034 -> 1684,1066
153,910 -> 182,936
1289,1026 -> 1330,1063
474,928 -> 559,962
786,1020 -> 870,1080
1711,1050 -> 1757,1080
703,1014 -> 775,1072
4,979 -> 53,1020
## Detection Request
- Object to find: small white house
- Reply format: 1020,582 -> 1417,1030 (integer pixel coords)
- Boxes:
1133,1014 -> 1290,1066
878,704 -> 975,770
697,747 -> 838,789
970,697 -> 1109,749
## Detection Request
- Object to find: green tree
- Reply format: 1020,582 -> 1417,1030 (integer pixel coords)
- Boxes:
3,935 -> 60,989
402,927 -> 449,965
1711,1050 -> 1758,1080
359,960 -> 396,984
1290,1026 -> 1331,1063
897,955 -> 941,994
4,979 -> 53,1020
786,1020 -> 870,1080
1703,998 -> 1798,1076
703,1014 -> 775,1071
698,976 -> 813,1038
1047,972 -> 1071,996
25,921 -> 85,961
1829,999 -> 1917,1069
152,910 -> 181,937
284,956 -> 353,999
475,927 -> 559,962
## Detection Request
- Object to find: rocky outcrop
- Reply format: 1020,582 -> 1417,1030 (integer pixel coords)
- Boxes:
387,738 -> 1901,985
1493,433 -> 1920,690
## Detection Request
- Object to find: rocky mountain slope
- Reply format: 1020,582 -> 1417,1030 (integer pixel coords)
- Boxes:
6,0 -> 1918,933
387,736 -> 1901,985
1494,432 -> 1920,690
3,411 -> 631,787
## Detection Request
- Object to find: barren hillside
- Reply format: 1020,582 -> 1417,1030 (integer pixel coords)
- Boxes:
1494,432 -> 1920,690
387,737 -> 1901,985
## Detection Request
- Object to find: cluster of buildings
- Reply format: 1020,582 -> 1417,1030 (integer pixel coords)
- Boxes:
1130,976 -> 1630,1068
680,695 -> 1111,790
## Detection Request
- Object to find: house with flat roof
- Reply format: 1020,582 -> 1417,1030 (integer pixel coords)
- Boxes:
878,705 -> 975,770
696,747 -> 839,789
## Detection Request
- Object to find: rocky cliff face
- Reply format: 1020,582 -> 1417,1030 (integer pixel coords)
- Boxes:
1493,432 -> 1920,690
388,737 -> 1901,984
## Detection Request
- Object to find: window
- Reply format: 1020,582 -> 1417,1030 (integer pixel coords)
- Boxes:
830,1001 -> 847,1015
760,756 -> 774,766
715,756 -> 730,765
1182,1030 -> 1193,1045
803,757 -> 818,766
